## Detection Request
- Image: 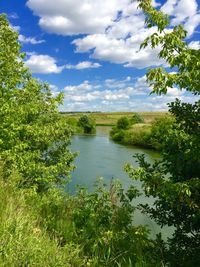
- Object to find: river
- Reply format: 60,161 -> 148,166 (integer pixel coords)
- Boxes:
67,126 -> 172,238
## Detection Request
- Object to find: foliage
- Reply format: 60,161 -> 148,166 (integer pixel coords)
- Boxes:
125,1 -> 200,266
123,125 -> 152,148
78,115 -> 96,134
138,0 -> 200,96
130,113 -> 144,124
70,179 -> 164,267
149,116 -> 174,150
35,178 -> 163,267
116,116 -> 131,130
110,127 -> 125,142
0,14 -> 75,191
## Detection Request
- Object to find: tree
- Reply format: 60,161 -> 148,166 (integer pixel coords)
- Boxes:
78,115 -> 96,134
0,14 -> 75,192
125,1 -> 200,266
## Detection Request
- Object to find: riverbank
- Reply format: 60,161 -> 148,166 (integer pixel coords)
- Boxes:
110,123 -> 154,149
110,115 -> 174,150
64,112 -> 173,151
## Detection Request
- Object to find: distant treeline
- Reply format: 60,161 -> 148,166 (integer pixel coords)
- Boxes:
60,111 -> 102,114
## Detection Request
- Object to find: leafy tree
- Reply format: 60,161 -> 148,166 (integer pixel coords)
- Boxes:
125,1 -> 200,266
117,116 -> 130,130
78,115 -> 96,134
0,14 -> 75,191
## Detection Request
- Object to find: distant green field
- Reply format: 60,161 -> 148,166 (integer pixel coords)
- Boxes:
62,112 -> 169,126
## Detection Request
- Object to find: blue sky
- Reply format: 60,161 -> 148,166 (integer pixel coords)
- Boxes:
1,0 -> 200,111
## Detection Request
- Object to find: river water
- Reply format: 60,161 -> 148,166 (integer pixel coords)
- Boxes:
67,126 -> 172,238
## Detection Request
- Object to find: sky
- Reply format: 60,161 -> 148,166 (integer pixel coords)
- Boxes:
0,0 -> 200,112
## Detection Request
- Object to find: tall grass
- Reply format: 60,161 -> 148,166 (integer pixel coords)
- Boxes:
0,173 -> 84,267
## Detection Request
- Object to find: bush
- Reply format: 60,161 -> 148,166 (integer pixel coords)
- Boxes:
130,113 -> 144,124
67,179 -> 161,266
110,127 -> 125,142
116,116 -> 130,130
149,116 -> 174,150
123,125 -> 152,148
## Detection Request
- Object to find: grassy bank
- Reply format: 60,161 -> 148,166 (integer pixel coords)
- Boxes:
0,175 -> 84,266
110,116 -> 174,150
110,123 -> 153,149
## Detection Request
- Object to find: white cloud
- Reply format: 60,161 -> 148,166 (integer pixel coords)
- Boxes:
184,13 -> 200,36
64,80 -> 94,92
8,13 -> 19,19
63,75 -> 183,104
11,24 -> 21,32
11,24 -> 45,45
161,0 -> 178,15
170,0 -> 198,25
27,0 -> 200,69
65,61 -> 101,70
162,0 -> 200,36
18,34 -> 45,44
73,29 -> 166,69
189,40 -> 200,49
27,0 -> 130,35
60,75 -> 198,112
25,54 -> 64,74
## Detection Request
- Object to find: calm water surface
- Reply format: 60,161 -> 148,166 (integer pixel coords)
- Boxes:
68,126 -> 172,238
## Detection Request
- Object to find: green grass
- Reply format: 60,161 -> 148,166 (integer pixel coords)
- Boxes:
0,174 -> 85,267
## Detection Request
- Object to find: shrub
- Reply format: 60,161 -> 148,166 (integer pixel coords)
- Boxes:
110,127 -> 125,142
78,115 -> 96,134
116,116 -> 130,130
123,125 -> 152,148
130,113 -> 144,124
149,116 -> 174,150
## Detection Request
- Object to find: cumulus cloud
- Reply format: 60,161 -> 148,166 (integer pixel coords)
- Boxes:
65,61 -> 101,70
184,13 -> 200,36
11,23 -> 45,45
162,0 -> 200,36
64,80 -> 94,92
25,54 -> 64,74
26,0 -> 130,35
73,29 -> 166,69
59,75 -> 197,112
189,40 -> 200,49
18,34 -> 45,44
27,0 -> 200,69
